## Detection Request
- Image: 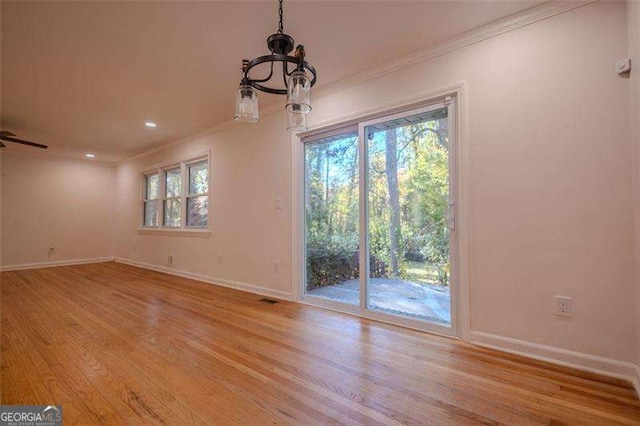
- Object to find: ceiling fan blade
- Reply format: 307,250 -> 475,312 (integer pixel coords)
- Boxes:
0,131 -> 16,138
0,135 -> 48,149
0,141 -> 5,148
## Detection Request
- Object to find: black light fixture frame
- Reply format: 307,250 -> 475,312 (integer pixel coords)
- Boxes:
239,0 -> 317,95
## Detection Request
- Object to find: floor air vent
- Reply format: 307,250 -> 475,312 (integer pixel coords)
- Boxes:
259,298 -> 278,304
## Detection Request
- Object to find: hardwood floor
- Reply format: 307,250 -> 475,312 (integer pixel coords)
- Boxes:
1,262 -> 639,425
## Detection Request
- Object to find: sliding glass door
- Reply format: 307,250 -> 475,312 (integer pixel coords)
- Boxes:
303,99 -> 456,335
363,106 -> 452,325
304,129 -> 360,305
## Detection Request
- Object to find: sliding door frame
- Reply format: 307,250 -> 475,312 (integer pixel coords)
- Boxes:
357,99 -> 458,337
292,85 -> 467,340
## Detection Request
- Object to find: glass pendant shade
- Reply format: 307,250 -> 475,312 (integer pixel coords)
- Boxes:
287,103 -> 308,132
234,84 -> 259,123
286,70 -> 311,114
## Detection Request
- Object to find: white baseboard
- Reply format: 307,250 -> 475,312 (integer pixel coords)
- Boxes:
470,331 -> 638,395
114,257 -> 293,301
0,256 -> 115,272
4,256 -> 637,397
633,365 -> 640,399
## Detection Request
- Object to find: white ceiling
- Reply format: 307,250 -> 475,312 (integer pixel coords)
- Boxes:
1,1 -> 541,163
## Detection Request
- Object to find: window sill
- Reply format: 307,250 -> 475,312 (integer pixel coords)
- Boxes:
137,228 -> 211,238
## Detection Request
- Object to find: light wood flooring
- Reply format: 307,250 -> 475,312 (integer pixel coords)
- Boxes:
2,262 -> 639,424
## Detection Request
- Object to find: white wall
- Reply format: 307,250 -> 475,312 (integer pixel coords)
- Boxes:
1,150 -> 115,268
115,111 -> 293,298
312,1 -> 634,365
114,2 -> 636,371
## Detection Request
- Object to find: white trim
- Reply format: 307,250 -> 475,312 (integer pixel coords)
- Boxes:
0,257 -> 115,272
117,1 -> 595,166
140,151 -> 208,177
455,86 -> 471,342
290,130 -> 304,303
301,296 -> 457,340
137,229 -> 211,237
448,98 -> 461,338
114,257 -> 293,301
307,83 -> 465,136
0,144 -> 117,167
300,125 -> 358,144
633,365 -> 640,400
470,331 -> 638,392
631,365 -> 640,399
310,1 -> 595,102
358,109 -> 368,314
357,101 -> 459,338
295,92 -> 463,338
120,124 -> 235,166
3,254 -> 637,396
140,151 -> 210,231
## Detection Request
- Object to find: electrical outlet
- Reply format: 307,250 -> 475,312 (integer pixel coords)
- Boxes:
554,296 -> 572,317
273,261 -> 280,273
275,198 -> 283,210
218,255 -> 223,265
167,254 -> 174,265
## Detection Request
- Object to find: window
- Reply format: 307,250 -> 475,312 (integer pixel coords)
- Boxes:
187,160 -> 209,227
163,167 -> 181,227
143,173 -> 159,227
142,156 -> 209,230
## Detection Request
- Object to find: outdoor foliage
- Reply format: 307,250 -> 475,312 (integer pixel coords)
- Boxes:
305,114 -> 450,289
306,245 -> 388,290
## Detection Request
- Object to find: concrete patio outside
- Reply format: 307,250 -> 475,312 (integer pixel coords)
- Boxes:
307,278 -> 451,325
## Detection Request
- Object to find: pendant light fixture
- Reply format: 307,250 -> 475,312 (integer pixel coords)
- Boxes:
233,0 -> 317,131
286,103 -> 308,132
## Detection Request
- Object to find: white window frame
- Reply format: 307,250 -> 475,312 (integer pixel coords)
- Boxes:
139,152 -> 211,237
162,165 -> 182,227
142,172 -> 160,227
186,159 -> 210,228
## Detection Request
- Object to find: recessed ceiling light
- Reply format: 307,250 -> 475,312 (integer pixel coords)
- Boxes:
85,153 -> 95,158
145,122 -> 157,128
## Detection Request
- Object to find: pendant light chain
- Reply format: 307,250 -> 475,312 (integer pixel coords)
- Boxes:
278,0 -> 284,34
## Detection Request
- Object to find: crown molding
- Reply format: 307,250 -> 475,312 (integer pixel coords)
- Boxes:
0,146 -> 115,167
312,0 -> 596,100
117,119 -> 236,166
119,0 -> 596,165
